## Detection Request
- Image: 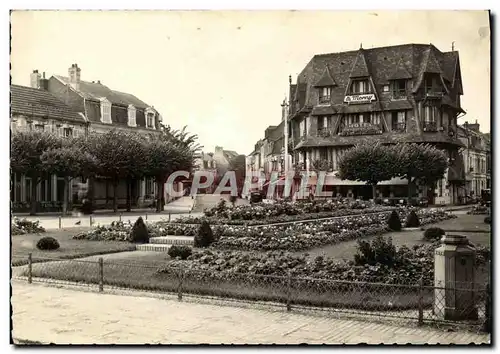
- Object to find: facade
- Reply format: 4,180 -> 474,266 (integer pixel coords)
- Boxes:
10,83 -> 88,213
286,43 -> 466,204
190,147 -> 240,194
457,120 -> 490,200
11,64 -> 166,213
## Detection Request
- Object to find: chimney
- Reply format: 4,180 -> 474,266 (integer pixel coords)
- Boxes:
38,71 -> 49,90
215,146 -> 224,154
68,63 -> 81,90
30,70 -> 41,89
467,120 -> 480,132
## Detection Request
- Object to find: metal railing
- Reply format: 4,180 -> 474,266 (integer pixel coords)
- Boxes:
12,254 -> 490,332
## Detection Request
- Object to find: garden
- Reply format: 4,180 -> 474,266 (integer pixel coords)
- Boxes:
14,196 -> 491,312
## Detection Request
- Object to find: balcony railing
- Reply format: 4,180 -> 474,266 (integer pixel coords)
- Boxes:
425,89 -> 444,98
392,122 -> 406,133
316,127 -> 332,137
391,90 -> 407,100
423,121 -> 438,132
339,122 -> 383,136
318,96 -> 330,104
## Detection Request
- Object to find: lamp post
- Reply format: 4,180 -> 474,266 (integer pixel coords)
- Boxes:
281,98 -> 289,178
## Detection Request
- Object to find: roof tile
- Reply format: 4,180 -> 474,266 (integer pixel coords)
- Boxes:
10,84 -> 85,123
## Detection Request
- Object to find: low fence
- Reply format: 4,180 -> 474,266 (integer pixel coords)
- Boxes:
12,254 -> 490,332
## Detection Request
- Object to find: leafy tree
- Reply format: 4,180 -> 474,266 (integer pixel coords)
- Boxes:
393,143 -> 448,204
338,142 -> 397,200
90,130 -> 148,213
11,130 -> 62,215
41,142 -> 98,215
146,125 -> 200,212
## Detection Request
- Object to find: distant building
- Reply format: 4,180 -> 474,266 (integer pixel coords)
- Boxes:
457,120 -> 490,200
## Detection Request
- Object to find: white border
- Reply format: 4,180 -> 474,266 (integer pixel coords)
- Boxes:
4,2 -> 497,352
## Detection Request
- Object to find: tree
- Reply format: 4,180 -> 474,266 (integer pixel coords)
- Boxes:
41,142 -> 98,215
393,143 -> 448,204
338,142 -> 397,201
90,130 -> 147,213
11,130 -> 62,215
146,125 -> 200,212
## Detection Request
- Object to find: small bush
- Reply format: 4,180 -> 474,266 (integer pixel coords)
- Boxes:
130,217 -> 149,244
194,220 -> 214,248
168,245 -> 193,260
484,216 -> 491,224
423,227 -> 445,240
11,218 -> 45,235
387,210 -> 402,231
229,195 -> 237,205
354,234 -> 398,266
405,210 -> 420,228
36,236 -> 60,251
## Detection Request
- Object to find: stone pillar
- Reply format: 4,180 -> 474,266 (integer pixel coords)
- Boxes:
434,234 -> 478,321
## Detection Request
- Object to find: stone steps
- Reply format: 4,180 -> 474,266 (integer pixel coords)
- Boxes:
136,244 -> 172,252
149,236 -> 194,246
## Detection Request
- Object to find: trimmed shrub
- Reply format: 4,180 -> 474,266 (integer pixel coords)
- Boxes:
387,210 -> 402,231
168,245 -> 193,260
405,210 -> 420,228
194,220 -> 214,248
423,227 -> 445,240
484,216 -> 491,224
130,217 -> 149,244
36,236 -> 60,251
354,234 -> 398,266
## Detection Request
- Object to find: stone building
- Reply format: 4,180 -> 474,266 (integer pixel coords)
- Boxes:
10,83 -> 87,213
457,120 -> 490,200
11,64 -> 167,213
286,43 -> 466,204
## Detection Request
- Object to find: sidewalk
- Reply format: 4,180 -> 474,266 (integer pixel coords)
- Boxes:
11,281 -> 489,345
12,211 -> 203,230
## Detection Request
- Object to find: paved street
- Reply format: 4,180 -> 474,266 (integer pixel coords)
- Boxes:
11,281 -> 489,345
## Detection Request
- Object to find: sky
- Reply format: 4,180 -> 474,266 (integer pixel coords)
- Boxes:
10,10 -> 490,155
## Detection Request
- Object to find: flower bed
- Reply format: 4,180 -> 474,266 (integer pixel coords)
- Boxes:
204,199 -> 383,219
72,220 -> 187,242
73,208 -> 456,253
158,238 -> 489,288
11,217 -> 46,235
176,206 -> 397,226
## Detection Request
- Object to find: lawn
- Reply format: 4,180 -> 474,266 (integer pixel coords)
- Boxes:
301,214 -> 491,262
11,227 -> 137,266
13,213 -> 490,314
20,251 -> 428,312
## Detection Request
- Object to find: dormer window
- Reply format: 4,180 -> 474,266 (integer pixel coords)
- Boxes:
100,98 -> 112,124
424,74 -> 444,97
127,105 -> 137,127
350,79 -> 370,94
391,80 -> 407,99
318,87 -> 331,104
145,107 -> 156,129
